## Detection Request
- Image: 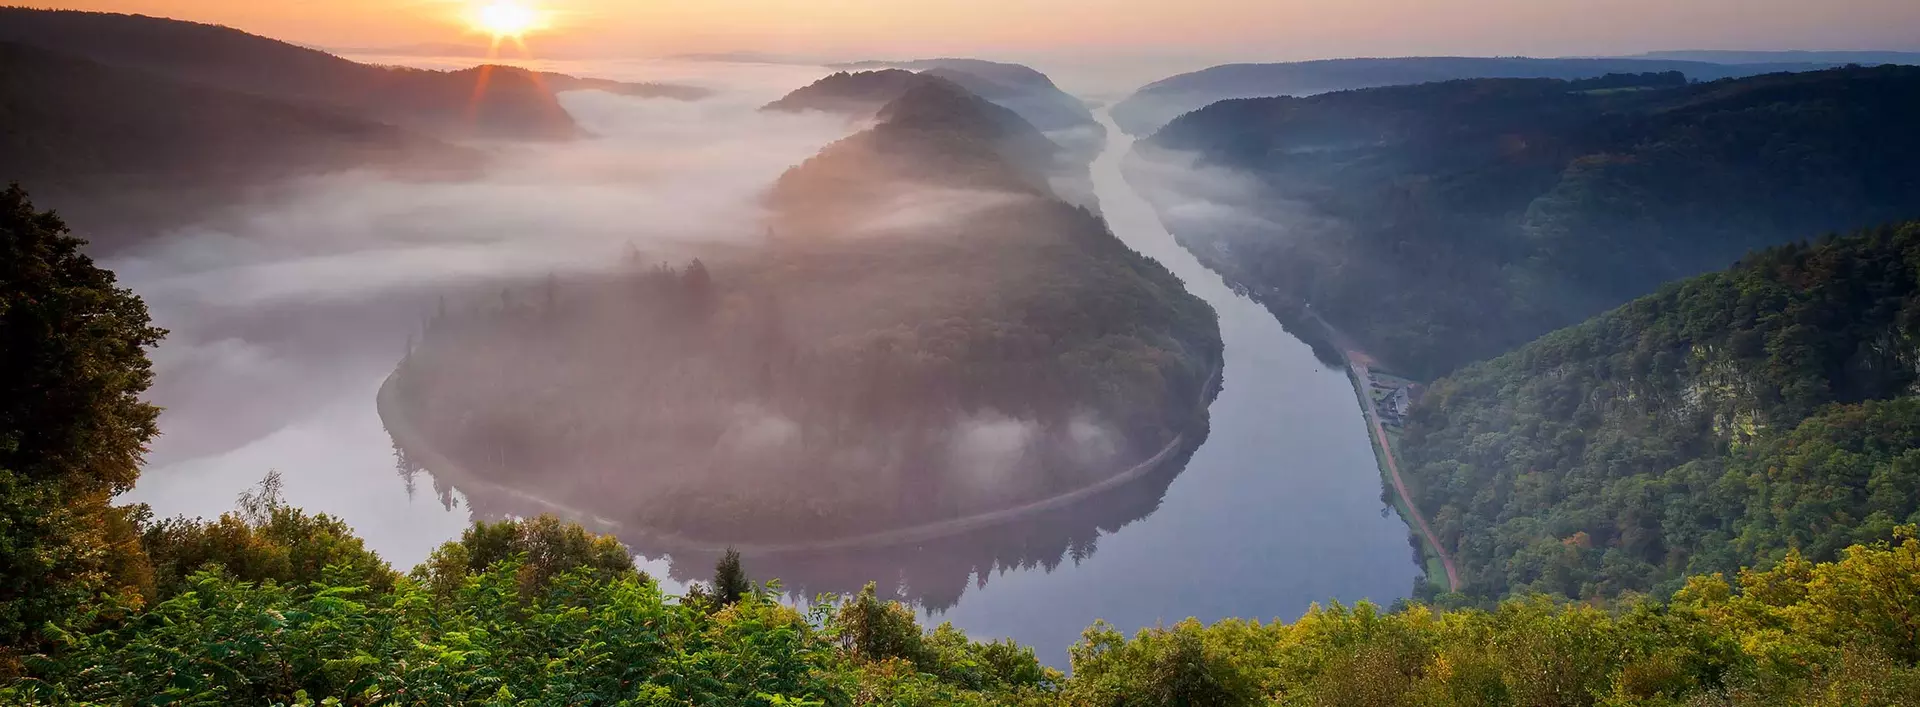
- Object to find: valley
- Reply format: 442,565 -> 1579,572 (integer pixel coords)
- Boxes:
115,64 -> 1420,666
7,4 -> 1920,701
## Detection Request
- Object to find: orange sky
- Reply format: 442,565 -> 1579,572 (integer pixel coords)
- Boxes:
25,0 -> 1920,62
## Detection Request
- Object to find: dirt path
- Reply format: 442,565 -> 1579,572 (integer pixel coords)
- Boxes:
1353,360 -> 1461,592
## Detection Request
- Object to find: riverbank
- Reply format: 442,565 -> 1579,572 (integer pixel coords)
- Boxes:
1286,305 -> 1459,593
1342,355 -> 1460,593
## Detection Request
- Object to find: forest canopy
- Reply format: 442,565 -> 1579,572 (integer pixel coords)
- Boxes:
1400,222 -> 1920,602
11,491 -> 1920,705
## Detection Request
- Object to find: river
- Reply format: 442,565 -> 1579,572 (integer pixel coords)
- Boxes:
118,87 -> 1418,665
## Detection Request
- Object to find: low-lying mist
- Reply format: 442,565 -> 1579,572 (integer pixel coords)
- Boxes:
121,61 -> 859,483
375,75 -> 1221,546
122,56 -> 1222,569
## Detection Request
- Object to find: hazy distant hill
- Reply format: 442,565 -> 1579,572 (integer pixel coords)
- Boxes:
0,41 -> 475,251
0,8 -> 700,140
538,73 -> 712,100
768,69 -> 1099,206
1134,65 -> 1920,377
389,78 -> 1219,544
1627,49 -> 1920,65
837,58 -> 1099,135
1400,222 -> 1920,602
768,77 -> 1068,234
1111,55 -> 1843,135
762,69 -> 933,115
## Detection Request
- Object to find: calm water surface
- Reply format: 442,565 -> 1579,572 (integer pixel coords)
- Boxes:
120,92 -> 1418,665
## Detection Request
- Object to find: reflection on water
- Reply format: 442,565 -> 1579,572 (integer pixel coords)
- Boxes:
407,424 -> 1205,611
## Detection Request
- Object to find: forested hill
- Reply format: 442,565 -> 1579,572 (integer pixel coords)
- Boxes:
0,41 -> 476,251
1111,54 -> 1847,135
768,69 -> 1099,205
768,77 -> 1066,227
832,58 -> 1100,136
1628,49 -> 1920,65
1137,65 -> 1920,378
387,77 -> 1220,544
0,8 -> 701,140
762,68 -> 934,115
1400,222 -> 1920,602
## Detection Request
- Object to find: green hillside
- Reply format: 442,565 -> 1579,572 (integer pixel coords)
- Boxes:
1401,222 -> 1920,601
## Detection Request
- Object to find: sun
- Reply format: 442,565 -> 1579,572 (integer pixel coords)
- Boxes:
472,0 -> 543,39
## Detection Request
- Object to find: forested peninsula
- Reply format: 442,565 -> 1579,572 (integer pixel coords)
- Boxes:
382,75 -> 1222,545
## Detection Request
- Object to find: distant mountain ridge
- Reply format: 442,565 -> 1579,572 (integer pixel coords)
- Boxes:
1111,55 -> 1857,135
0,41 -> 477,251
768,76 -> 1067,235
834,58 -> 1099,133
0,8 -> 707,140
767,68 -> 1099,207
1132,65 -> 1920,377
762,69 -> 933,116
1625,49 -> 1920,65
0,7 -> 719,250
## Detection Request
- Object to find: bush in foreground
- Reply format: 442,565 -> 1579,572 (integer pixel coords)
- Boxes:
6,505 -> 1918,705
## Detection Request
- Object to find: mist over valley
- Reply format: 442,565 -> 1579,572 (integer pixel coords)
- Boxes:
6,2 -> 1920,700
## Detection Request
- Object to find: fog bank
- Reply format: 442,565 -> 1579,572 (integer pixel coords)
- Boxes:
119,61 -> 860,564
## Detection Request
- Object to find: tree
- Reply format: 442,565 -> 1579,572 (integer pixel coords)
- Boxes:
413,514 -> 638,598
0,185 -> 164,672
681,258 -> 716,319
713,546 -> 750,606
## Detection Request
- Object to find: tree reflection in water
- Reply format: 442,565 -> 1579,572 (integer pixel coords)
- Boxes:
395,425 -> 1205,611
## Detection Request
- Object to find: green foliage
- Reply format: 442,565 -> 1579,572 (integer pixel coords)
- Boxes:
835,583 -> 929,665
5,510 -> 1056,705
412,515 -> 639,599
0,184 -> 164,671
141,472 -> 396,601
1401,222 -> 1920,600
1064,618 -> 1263,706
713,548 -> 751,607
5,492 -> 1918,705
1061,532 -> 1920,706
827,582 -> 1059,703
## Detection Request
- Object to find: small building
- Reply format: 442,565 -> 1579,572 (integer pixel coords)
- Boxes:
1386,387 -> 1412,418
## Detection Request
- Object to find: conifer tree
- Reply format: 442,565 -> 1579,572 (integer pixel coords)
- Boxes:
712,547 -> 750,606
0,185 -> 164,671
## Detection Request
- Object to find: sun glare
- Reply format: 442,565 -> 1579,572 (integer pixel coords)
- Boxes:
473,0 -> 543,39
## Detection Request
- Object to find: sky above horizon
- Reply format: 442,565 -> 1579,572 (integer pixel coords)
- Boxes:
29,0 -> 1920,65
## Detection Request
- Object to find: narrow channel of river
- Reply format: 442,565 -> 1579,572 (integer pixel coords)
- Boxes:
118,94 -> 1417,667
910,109 -> 1418,659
